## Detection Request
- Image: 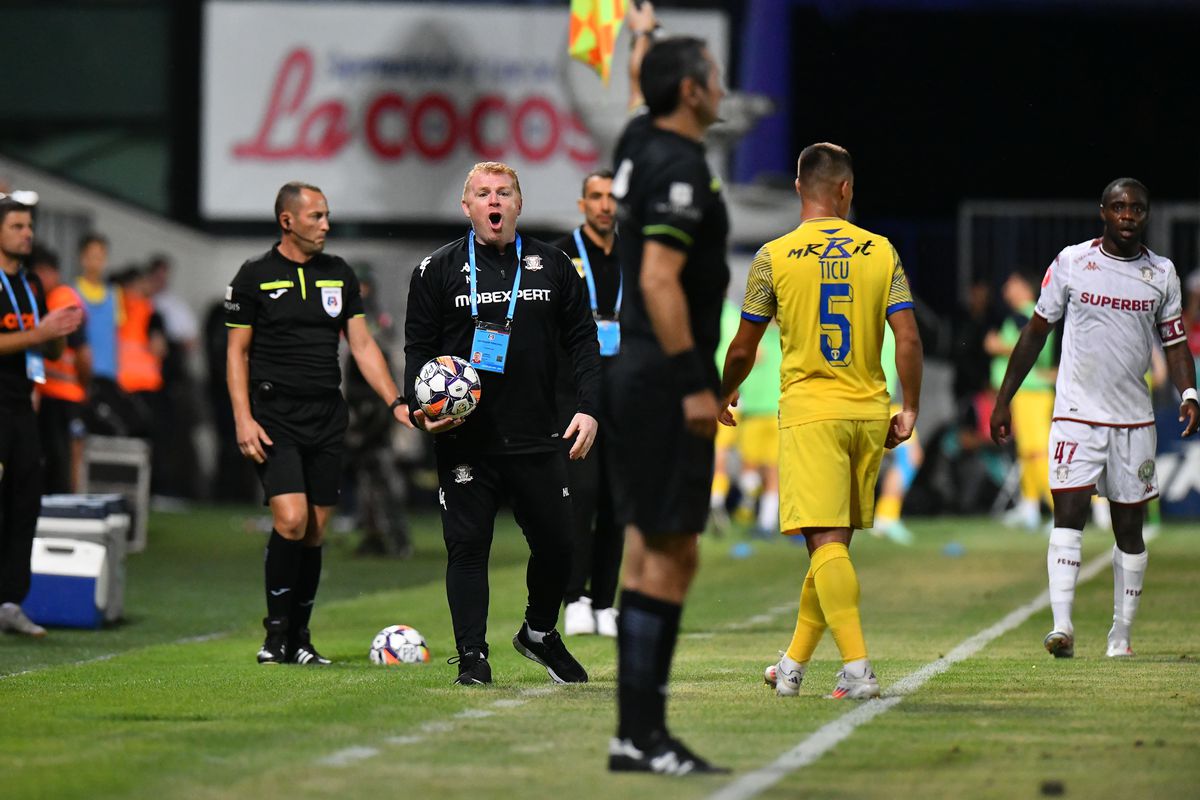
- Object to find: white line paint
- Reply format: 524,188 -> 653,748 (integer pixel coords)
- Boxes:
684,603 -> 795,639
707,548 -> 1115,800
0,631 -> 231,682
317,746 -> 380,767
385,735 -> 424,746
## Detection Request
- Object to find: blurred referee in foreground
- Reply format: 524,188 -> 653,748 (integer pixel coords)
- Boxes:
225,182 -> 409,665
605,20 -> 732,774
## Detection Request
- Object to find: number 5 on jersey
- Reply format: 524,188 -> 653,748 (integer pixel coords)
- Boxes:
821,282 -> 853,366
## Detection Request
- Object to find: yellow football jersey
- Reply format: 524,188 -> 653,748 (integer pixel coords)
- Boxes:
741,217 -> 913,427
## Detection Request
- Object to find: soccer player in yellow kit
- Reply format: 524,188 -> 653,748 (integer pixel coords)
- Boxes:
720,143 -> 923,699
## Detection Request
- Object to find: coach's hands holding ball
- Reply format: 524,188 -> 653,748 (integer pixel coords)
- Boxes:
412,409 -> 464,434
564,413 -> 598,460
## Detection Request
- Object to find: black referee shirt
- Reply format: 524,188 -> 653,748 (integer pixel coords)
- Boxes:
552,229 -> 620,410
613,112 -> 730,383
0,266 -> 48,411
403,233 -> 601,455
225,245 -> 365,394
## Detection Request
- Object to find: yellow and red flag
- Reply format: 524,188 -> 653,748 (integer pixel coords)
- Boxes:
568,0 -> 628,84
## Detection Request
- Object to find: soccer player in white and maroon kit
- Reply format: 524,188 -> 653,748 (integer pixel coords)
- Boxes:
991,178 -> 1199,659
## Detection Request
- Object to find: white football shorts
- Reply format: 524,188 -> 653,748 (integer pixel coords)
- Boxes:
1047,419 -> 1158,504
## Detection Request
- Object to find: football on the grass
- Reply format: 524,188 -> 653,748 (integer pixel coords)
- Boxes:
414,356 -> 481,420
369,624 -> 431,665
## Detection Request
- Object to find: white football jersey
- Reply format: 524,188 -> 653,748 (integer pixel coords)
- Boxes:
1035,238 -> 1185,426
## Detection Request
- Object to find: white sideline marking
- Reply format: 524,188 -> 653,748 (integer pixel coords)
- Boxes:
385,735 -> 423,746
317,746 -> 380,767
707,549 -> 1115,800
0,631 -> 230,681
684,604 -> 795,640
315,684 -> 562,768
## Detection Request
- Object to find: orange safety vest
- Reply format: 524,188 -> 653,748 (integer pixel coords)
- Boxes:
38,285 -> 87,403
117,292 -> 163,393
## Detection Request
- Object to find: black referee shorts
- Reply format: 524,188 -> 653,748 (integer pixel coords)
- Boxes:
606,346 -> 715,537
251,383 -> 348,507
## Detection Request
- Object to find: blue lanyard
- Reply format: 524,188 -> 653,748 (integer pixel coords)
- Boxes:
573,227 -> 622,316
0,269 -> 41,330
468,232 -> 522,325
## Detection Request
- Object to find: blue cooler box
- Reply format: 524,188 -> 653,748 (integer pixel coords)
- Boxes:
37,493 -> 128,622
24,538 -> 108,629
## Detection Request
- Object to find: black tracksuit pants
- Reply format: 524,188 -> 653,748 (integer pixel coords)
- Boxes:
0,407 -> 43,605
436,445 -> 573,654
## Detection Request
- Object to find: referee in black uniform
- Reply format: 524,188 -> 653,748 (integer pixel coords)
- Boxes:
403,161 -> 601,686
553,169 -> 624,638
606,36 -> 731,774
0,198 -> 83,638
226,182 -> 409,665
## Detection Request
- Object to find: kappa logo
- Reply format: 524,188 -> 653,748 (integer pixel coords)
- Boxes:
418,256 -> 432,277
269,288 -> 288,299
1084,261 -> 1100,271
452,464 -> 473,484
438,488 -> 446,510
562,487 -> 570,498
524,255 -> 543,271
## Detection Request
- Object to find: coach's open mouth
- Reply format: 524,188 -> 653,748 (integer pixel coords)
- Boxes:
488,212 -> 503,228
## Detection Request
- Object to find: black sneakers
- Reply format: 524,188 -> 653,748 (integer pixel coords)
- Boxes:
608,732 -> 730,776
257,617 -> 289,665
512,624 -> 588,684
450,649 -> 492,685
289,628 -> 332,665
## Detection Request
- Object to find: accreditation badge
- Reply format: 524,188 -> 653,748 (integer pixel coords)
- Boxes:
596,319 -> 620,357
470,321 -> 511,374
25,351 -> 46,384
321,286 -> 343,317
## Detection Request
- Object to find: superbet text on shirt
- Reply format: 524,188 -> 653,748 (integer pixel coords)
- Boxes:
1036,238 -> 1185,426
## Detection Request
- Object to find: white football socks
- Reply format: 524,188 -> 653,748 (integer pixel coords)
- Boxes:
1111,545 -> 1148,640
1047,527 -> 1083,634
758,491 -> 779,532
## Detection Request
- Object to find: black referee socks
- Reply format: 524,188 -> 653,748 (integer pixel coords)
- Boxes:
293,544 -> 323,633
264,530 -> 302,622
616,589 -> 683,747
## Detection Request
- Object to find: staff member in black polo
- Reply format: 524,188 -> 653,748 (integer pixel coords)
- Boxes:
0,198 -> 83,638
226,182 -> 408,665
553,169 -> 624,638
404,161 -> 601,686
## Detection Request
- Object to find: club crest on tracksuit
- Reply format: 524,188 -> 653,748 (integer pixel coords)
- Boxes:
452,464 -> 473,484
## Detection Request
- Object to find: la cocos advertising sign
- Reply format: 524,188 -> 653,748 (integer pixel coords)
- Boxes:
202,2 -> 602,224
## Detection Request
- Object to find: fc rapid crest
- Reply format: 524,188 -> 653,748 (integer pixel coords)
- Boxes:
452,464 -> 473,484
321,286 -> 343,317
523,255 -> 543,271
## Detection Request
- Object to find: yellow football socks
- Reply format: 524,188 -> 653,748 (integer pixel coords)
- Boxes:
785,570 -> 826,664
874,494 -> 902,523
809,542 -> 868,664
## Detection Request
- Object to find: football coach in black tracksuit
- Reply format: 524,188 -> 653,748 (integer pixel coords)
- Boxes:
403,161 -> 601,686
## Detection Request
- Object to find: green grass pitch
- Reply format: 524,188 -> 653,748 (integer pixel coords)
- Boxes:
1,509 -> 1197,799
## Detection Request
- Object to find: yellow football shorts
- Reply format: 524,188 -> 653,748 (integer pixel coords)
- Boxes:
738,415 -> 779,466
780,417 -> 890,532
